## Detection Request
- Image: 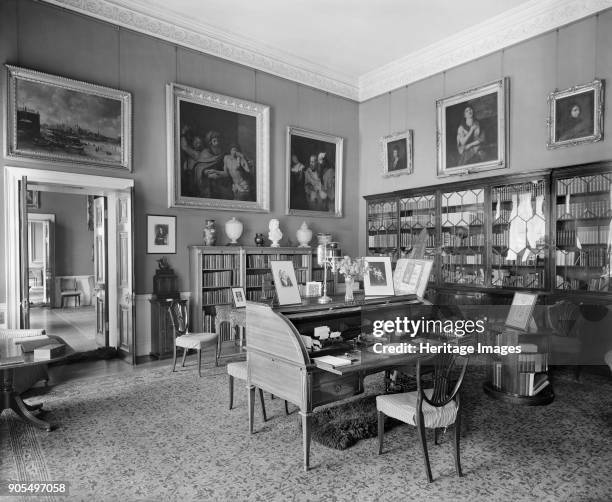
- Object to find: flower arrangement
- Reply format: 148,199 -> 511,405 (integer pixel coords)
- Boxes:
337,256 -> 369,280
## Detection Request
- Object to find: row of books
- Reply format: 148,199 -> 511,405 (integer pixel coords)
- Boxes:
490,252 -> 545,265
441,253 -> 483,265
368,203 -> 397,218
202,254 -> 237,269
202,289 -> 232,305
490,363 -> 550,396
399,198 -> 436,211
441,268 -> 485,285
400,233 -> 436,248
441,232 -> 485,247
492,183 -> 545,201
518,352 -> 548,373
556,227 -> 610,246
556,248 -> 610,267
557,175 -> 611,195
201,270 -> 237,287
368,233 -> 398,249
557,200 -> 610,219
245,271 -> 273,287
399,215 -> 435,227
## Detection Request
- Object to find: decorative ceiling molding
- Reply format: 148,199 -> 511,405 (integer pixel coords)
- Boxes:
358,0 -> 612,101
43,0 -> 612,103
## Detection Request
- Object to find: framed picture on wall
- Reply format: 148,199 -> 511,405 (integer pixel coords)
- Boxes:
5,65 -> 132,170
285,126 -> 343,217
547,79 -> 604,149
26,189 -> 40,209
363,257 -> 394,297
147,215 -> 176,254
436,78 -> 509,177
166,83 -> 270,212
381,130 -> 413,177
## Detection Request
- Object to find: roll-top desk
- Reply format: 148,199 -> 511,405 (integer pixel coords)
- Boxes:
246,295 -> 425,471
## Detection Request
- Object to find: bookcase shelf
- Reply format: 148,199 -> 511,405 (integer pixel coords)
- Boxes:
189,246 -> 316,337
363,161 -> 612,299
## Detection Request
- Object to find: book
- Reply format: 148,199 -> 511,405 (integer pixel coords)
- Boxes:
16,336 -> 52,353
312,355 -> 353,367
33,343 -> 66,360
0,354 -> 25,366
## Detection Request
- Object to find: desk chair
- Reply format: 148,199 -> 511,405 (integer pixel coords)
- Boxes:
376,353 -> 469,483
60,278 -> 81,307
167,299 -> 218,377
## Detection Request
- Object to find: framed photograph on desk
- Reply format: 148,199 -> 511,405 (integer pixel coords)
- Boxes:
505,292 -> 538,331
393,259 -> 433,298
363,257 -> 394,296
270,261 -> 302,305
232,287 -> 246,308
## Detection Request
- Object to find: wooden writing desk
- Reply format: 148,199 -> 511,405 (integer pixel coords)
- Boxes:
246,294 -> 424,471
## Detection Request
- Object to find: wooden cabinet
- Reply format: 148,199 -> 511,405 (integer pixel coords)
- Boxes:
364,161 -> 612,301
149,298 -> 174,359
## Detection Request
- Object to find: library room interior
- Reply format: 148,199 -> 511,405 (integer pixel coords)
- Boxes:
1,1 -> 611,501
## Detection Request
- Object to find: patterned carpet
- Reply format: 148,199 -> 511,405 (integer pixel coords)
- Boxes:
1,361 -> 611,502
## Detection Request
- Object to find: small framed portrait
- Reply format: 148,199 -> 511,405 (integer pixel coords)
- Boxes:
26,189 -> 40,209
6,65 -> 132,170
285,126 -> 344,217
270,261 -> 302,305
363,257 -> 395,297
304,281 -> 322,298
232,287 -> 247,308
166,83 -> 270,212
381,131 -> 413,177
505,292 -> 538,331
393,259 -> 434,298
436,78 -> 509,177
147,215 -> 176,254
547,79 -> 604,149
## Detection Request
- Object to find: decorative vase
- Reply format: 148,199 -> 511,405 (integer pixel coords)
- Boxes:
225,217 -> 243,245
254,233 -> 265,247
268,218 -> 283,248
296,222 -> 313,248
344,276 -> 355,303
203,219 -> 217,246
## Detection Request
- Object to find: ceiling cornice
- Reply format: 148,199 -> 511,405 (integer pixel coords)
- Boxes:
42,0 -> 612,103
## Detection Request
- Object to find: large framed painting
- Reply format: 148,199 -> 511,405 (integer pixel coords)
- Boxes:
547,79 -> 604,149
166,83 -> 270,212
285,126 -> 343,217
5,65 -> 132,170
381,130 -> 413,177
436,78 -> 508,177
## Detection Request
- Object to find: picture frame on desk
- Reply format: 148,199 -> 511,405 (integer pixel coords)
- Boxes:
505,292 -> 538,331
363,257 -> 394,296
232,287 -> 247,308
270,261 -> 302,305
393,258 -> 433,298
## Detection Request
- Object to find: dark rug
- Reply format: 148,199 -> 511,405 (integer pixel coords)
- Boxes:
51,346 -> 117,365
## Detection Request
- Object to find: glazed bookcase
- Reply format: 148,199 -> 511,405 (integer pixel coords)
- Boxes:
364,161 -> 612,300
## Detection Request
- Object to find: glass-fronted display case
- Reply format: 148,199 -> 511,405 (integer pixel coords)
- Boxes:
366,199 -> 398,258
399,194 -> 437,283
554,171 -> 612,293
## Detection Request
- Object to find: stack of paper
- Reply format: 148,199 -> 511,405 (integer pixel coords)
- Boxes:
313,355 -> 353,367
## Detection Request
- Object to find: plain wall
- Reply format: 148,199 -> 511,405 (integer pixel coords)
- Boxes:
0,0 -> 360,301
358,11 -> 612,254
29,193 -> 94,277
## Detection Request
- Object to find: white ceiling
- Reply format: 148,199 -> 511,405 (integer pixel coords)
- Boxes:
44,0 -> 612,101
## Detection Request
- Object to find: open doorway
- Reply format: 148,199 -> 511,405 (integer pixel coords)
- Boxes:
27,190 -> 100,353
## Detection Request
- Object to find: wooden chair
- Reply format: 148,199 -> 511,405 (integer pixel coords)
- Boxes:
376,352 -> 469,483
60,278 -> 81,307
167,299 -> 218,377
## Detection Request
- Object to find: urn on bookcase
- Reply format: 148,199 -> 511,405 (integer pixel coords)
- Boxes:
225,217 -> 243,245
203,219 -> 217,246
296,222 -> 313,247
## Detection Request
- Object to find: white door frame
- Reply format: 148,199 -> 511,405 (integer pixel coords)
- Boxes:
4,166 -> 134,349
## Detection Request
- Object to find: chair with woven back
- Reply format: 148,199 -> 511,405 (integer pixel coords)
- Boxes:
167,299 -> 218,377
376,352 -> 469,483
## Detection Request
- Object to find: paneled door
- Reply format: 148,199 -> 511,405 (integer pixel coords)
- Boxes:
93,196 -> 109,346
116,189 -> 135,362
19,177 -> 30,328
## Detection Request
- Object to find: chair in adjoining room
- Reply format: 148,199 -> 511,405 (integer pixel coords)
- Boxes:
227,360 -> 289,420
376,352 -> 469,483
167,299 -> 218,377
59,278 -> 81,307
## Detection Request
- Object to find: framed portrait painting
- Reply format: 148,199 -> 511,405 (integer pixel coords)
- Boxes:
363,257 -> 394,297
436,78 -> 508,177
381,131 -> 413,177
147,215 -> 176,254
285,126 -> 343,217
166,83 -> 270,212
26,190 -> 40,209
270,261 -> 302,305
547,79 -> 604,149
5,65 -> 132,170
